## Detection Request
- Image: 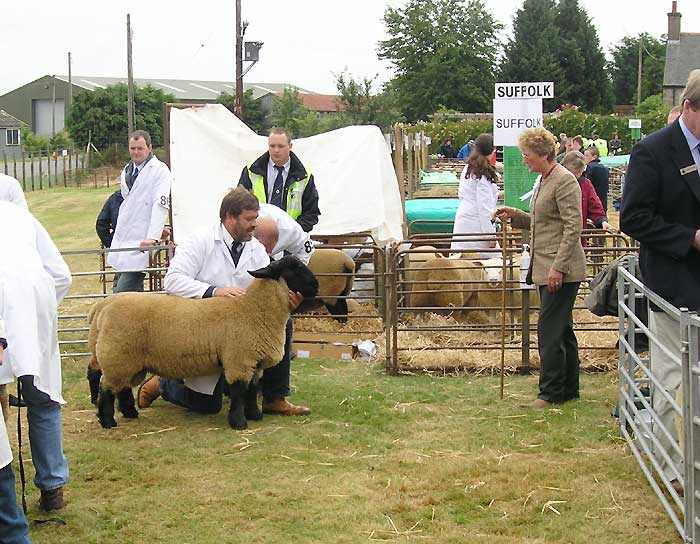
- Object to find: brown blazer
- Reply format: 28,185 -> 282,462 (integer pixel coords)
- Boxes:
511,164 -> 586,286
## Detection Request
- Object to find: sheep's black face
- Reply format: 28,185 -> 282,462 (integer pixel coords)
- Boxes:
249,256 -> 319,299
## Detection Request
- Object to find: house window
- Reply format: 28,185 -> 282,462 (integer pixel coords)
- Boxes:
5,128 -> 19,146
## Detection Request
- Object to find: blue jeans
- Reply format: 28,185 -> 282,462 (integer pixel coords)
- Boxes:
113,271 -> 145,293
160,377 -> 224,414
19,376 -> 69,491
0,463 -> 31,544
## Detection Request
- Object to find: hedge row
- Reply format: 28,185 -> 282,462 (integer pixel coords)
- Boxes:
406,108 -> 669,155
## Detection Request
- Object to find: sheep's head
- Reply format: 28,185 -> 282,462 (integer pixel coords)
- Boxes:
474,257 -> 505,288
249,255 -> 320,300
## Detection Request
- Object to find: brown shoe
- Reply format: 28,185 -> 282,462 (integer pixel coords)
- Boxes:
137,375 -> 161,409
520,398 -> 552,409
262,398 -> 311,416
39,487 -> 65,512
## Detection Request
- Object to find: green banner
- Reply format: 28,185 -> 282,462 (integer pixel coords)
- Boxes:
503,146 -> 539,211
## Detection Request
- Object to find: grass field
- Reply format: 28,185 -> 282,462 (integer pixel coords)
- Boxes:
6,187 -> 679,543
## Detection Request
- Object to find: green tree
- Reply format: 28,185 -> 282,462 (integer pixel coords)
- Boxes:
217,89 -> 265,134
270,88 -> 309,137
66,84 -> 173,148
609,33 -> 666,105
334,72 -> 403,130
499,0 -> 565,111
378,0 -> 503,122
554,0 -> 613,112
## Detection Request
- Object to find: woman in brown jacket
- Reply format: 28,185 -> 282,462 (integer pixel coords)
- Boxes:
495,128 -> 587,408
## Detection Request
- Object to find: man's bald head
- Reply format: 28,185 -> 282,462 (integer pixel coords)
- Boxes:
254,216 -> 279,255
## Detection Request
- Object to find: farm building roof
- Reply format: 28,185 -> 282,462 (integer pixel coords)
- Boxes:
664,33 -> 700,87
53,76 -> 317,101
0,109 -> 25,128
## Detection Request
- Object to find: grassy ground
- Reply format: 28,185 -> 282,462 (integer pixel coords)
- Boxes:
6,187 -> 678,543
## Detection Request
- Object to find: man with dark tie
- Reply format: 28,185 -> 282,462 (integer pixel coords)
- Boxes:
620,69 -> 700,498
108,130 -> 172,293
137,188 -> 310,417
238,127 -> 320,233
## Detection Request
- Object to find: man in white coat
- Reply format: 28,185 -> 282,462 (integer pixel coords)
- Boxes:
138,188 -> 310,416
0,328 -> 31,544
0,201 -> 72,513
108,130 -> 171,293
0,173 -> 27,209
255,202 -> 314,264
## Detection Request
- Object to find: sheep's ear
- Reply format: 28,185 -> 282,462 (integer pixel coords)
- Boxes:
249,260 -> 284,280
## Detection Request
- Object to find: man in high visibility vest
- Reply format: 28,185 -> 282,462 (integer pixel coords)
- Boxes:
238,127 -> 320,233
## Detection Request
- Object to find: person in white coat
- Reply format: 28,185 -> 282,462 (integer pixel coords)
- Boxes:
107,130 -> 171,293
450,133 -> 500,258
137,188 -> 310,417
255,202 -> 314,264
0,173 -> 27,209
0,327 -> 32,544
0,201 -> 72,513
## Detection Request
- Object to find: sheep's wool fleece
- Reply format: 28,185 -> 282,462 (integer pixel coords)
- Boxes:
90,279 -> 289,392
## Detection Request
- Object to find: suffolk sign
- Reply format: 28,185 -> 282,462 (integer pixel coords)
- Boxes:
495,82 -> 555,99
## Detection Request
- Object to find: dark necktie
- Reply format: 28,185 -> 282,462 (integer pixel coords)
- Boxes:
127,165 -> 139,190
270,165 -> 285,209
230,241 -> 243,266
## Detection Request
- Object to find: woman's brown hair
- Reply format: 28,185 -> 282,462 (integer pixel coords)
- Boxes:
465,133 -> 498,183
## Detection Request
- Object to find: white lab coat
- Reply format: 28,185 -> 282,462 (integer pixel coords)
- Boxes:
0,173 -> 27,209
0,318 -> 10,469
451,168 -> 499,258
0,202 -> 72,404
258,203 -> 314,264
108,155 -> 172,272
164,223 -> 270,393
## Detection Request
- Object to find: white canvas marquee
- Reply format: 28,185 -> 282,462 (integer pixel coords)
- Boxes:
169,104 -> 404,244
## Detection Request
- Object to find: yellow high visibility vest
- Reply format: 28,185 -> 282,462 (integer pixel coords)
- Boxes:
248,166 -> 310,220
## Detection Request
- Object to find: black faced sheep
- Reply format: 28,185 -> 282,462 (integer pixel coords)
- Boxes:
301,249 -> 355,323
88,256 -> 319,430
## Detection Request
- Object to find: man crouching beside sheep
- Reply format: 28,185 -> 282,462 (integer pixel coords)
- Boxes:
91,188 -> 319,429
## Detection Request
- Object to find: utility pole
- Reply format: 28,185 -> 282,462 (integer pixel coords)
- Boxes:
51,75 -> 56,137
636,37 -> 643,107
235,0 -> 243,118
127,13 -> 135,136
67,52 -> 73,116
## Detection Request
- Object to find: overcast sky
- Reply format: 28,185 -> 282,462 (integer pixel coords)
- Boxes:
1,0 -> 696,96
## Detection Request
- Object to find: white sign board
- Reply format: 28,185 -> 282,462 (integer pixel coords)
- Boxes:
628,119 -> 642,129
493,99 -> 543,146
495,82 -> 555,100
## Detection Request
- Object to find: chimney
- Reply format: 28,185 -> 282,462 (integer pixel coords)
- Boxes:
668,1 -> 681,42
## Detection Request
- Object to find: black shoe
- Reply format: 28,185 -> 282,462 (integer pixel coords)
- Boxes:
9,394 -> 26,408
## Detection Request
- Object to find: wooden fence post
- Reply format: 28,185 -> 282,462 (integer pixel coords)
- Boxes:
38,149 -> 43,190
30,151 -> 35,191
2,151 -> 6,176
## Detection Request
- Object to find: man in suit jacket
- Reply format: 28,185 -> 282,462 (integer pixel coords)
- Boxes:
620,69 -> 700,497
584,145 -> 609,212
238,127 -> 320,233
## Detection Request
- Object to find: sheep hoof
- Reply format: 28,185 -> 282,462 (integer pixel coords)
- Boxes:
228,413 -> 248,430
245,404 -> 263,421
99,416 -> 118,429
121,406 -> 139,419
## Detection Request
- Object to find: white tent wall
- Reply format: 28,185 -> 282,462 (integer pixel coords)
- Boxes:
169,104 -> 404,244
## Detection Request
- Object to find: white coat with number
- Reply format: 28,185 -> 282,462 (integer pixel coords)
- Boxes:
451,167 -> 499,258
164,222 -> 270,394
0,202 -> 72,404
258,203 -> 314,264
108,155 -> 172,272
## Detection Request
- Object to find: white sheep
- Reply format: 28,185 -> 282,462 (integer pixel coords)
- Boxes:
409,256 -> 483,320
88,256 -> 319,430
472,255 -> 534,322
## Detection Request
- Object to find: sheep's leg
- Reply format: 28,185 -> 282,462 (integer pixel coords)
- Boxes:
244,380 -> 262,421
325,298 -> 349,323
87,366 -> 102,406
227,380 -> 248,430
97,385 -> 117,429
117,388 -> 139,419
